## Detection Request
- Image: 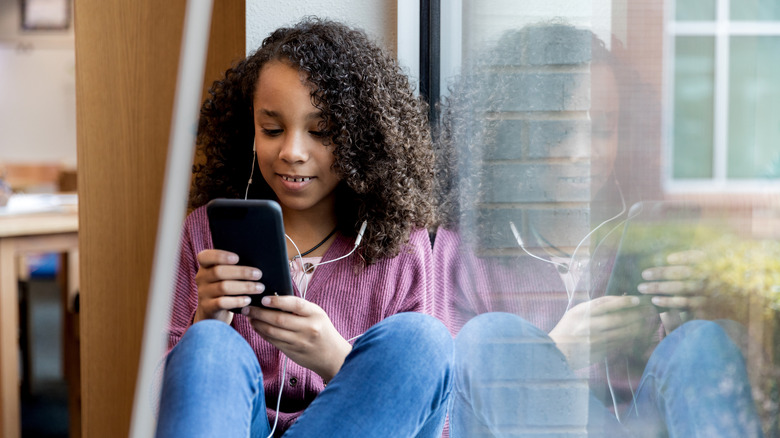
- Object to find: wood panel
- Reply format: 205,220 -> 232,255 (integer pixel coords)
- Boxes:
74,1 -> 244,436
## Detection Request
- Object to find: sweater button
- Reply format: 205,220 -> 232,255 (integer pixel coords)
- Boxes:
289,377 -> 298,387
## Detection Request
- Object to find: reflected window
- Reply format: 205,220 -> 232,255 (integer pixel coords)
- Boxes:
667,0 -> 780,187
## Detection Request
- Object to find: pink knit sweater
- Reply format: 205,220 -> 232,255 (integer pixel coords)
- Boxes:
167,205 -> 435,433
432,227 -> 569,336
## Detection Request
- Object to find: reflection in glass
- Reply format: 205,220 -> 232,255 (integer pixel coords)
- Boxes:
673,36 -> 715,179
675,0 -> 716,21
728,36 -> 780,179
731,0 -> 780,21
433,14 -> 772,437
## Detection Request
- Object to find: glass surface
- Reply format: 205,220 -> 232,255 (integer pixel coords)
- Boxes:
673,37 -> 715,179
728,36 -> 780,179
432,4 -> 777,436
732,0 -> 780,21
675,0 -> 716,21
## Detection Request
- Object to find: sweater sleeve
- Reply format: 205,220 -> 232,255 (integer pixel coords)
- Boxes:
166,208 -> 209,352
390,229 -> 436,316
432,228 -> 482,335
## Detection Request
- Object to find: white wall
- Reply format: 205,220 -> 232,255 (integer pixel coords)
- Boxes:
0,0 -> 76,167
0,0 -> 396,168
246,0 -> 397,56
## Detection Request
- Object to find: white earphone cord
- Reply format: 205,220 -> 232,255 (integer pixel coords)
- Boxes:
510,175 -> 630,308
508,175 -> 643,421
265,221 -> 367,438
244,146 -> 256,200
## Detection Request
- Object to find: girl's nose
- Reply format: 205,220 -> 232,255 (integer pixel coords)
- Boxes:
279,133 -> 308,163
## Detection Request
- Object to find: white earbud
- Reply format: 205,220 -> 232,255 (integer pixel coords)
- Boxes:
508,221 -> 524,247
354,220 -> 368,247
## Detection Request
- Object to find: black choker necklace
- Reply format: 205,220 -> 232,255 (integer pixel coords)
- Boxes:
293,226 -> 338,259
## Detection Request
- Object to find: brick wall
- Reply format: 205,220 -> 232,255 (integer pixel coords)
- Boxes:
439,22 -> 598,436
463,24 -> 594,254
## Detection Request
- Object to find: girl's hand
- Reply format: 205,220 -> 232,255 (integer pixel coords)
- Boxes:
193,249 -> 264,325
637,250 -> 706,334
243,295 -> 352,383
549,296 -> 655,369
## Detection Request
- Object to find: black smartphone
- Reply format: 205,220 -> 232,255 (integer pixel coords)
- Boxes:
206,198 -> 294,309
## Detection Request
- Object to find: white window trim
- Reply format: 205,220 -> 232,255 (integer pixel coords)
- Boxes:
397,0 -> 420,90
396,0 -> 462,99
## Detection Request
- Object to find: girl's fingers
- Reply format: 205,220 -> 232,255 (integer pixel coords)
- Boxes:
637,280 -> 703,296
589,295 -> 643,315
210,280 -> 265,296
246,309 -> 309,349
197,249 -> 239,267
260,295 -> 312,316
198,265 -> 262,284
244,297 -> 326,341
652,295 -> 706,310
249,318 -> 292,344
641,265 -> 693,281
666,250 -> 705,265
590,306 -> 649,333
215,295 -> 252,311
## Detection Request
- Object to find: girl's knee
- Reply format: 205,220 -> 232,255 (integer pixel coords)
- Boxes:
674,319 -> 731,347
386,312 -> 452,347
184,319 -> 238,342
170,320 -> 258,372
662,319 -> 745,367
456,312 -> 544,347
362,312 -> 454,367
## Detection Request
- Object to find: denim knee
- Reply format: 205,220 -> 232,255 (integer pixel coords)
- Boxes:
373,312 -> 454,364
168,320 -> 260,375
669,319 -> 736,355
454,312 -> 570,381
456,312 -> 546,348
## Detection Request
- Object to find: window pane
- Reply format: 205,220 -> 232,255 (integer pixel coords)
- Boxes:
731,0 -> 780,21
676,0 -> 716,20
728,37 -> 780,179
673,37 -> 715,179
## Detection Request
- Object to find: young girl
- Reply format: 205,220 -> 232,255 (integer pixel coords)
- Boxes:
156,18 -> 452,437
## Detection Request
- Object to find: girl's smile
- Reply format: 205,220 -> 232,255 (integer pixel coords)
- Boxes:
279,174 -> 316,191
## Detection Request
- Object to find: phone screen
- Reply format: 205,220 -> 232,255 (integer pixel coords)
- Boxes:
206,199 -> 295,308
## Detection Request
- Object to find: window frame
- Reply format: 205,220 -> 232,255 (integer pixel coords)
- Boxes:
663,0 -> 780,193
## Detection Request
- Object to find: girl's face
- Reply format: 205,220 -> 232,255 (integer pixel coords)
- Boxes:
253,61 -> 341,217
589,64 -> 620,191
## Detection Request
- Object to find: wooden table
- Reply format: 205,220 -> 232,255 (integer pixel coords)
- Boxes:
0,194 -> 78,438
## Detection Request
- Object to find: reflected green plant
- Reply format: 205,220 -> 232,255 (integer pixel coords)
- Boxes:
695,235 -> 780,317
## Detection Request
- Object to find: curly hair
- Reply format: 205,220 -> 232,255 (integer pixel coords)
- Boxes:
190,18 -> 435,265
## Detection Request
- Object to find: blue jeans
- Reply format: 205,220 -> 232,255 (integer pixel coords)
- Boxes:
451,313 -> 763,438
155,313 -> 453,437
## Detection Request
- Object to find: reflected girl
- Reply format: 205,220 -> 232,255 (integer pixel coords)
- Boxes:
433,22 -> 763,437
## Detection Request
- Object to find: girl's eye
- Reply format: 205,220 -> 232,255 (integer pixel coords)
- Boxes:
262,128 -> 282,137
309,131 -> 325,138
